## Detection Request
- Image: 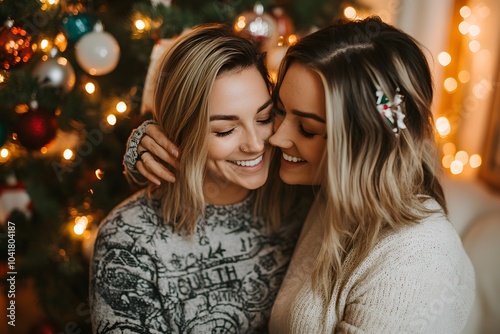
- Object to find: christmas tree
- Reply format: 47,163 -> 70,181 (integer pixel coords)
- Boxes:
0,0 -> 361,332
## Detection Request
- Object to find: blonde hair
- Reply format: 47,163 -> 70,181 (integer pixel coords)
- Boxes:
275,17 -> 447,299
150,23 -> 283,234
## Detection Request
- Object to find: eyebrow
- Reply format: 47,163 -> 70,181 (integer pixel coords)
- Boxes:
209,98 -> 273,121
278,97 -> 326,123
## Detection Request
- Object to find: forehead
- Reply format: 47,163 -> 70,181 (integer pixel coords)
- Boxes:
279,62 -> 326,117
209,67 -> 270,115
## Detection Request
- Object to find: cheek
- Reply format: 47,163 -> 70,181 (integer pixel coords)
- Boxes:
305,139 -> 326,165
207,137 -> 237,160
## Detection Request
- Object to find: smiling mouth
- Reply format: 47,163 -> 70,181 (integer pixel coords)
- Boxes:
230,155 -> 263,167
283,153 -> 306,163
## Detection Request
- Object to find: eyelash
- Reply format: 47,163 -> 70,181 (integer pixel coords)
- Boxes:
214,115 -> 272,137
273,106 -> 316,138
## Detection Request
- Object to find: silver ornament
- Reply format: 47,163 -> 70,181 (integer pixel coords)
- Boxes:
32,48 -> 76,95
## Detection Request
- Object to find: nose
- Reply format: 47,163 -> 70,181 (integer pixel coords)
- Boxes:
269,117 -> 293,149
240,124 -> 266,153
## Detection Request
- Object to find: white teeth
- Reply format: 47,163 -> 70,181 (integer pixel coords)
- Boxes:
283,153 -> 305,163
232,155 -> 263,167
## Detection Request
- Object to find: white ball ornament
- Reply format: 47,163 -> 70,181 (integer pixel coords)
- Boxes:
75,21 -> 120,76
32,47 -> 76,95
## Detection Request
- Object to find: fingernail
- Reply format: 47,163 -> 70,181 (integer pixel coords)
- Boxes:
171,149 -> 179,158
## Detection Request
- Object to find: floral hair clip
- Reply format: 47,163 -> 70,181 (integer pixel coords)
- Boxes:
375,87 -> 406,134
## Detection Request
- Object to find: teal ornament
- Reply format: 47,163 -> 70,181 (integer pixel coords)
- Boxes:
0,121 -> 7,147
62,12 -> 97,43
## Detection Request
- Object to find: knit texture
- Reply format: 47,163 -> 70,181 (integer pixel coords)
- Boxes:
90,190 -> 304,333
122,119 -> 156,186
269,198 -> 475,333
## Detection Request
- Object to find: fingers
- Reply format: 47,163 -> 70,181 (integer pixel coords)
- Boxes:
145,124 -> 180,169
137,154 -> 177,184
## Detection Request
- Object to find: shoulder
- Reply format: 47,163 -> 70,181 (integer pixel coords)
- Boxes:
95,189 -> 164,242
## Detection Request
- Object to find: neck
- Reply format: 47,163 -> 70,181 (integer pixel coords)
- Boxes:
203,174 -> 250,205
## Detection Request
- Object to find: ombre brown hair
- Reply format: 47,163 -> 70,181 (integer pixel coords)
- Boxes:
150,23 -> 285,234
274,17 -> 447,299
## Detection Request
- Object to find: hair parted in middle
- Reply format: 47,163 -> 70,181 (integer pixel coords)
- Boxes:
274,16 -> 447,298
150,23 -> 284,234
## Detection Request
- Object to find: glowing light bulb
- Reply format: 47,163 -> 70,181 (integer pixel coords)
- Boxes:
444,78 -> 458,92
460,6 -> 471,18
95,169 -> 104,180
438,52 -> 451,66
459,21 -> 470,35
107,114 -> 117,125
450,160 -> 464,175
469,154 -> 482,168
0,148 -> 9,158
63,149 -> 74,160
458,70 -> 470,83
442,154 -> 454,169
85,82 -> 96,94
436,117 -> 451,137
455,150 -> 469,165
469,40 -> 480,53
468,25 -> 480,37
135,20 -> 146,31
116,101 -> 127,113
344,7 -> 357,19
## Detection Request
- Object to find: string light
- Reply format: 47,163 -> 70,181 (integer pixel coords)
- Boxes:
443,77 -> 458,92
107,114 -> 117,125
458,70 -> 470,83
438,52 -> 452,66
450,160 -> 464,175
74,216 -> 89,235
468,24 -> 480,37
442,154 -> 454,169
63,149 -> 74,160
95,169 -> 104,180
85,82 -> 96,94
0,148 -> 9,158
344,7 -> 357,19
436,117 -> 451,137
469,40 -> 480,52
459,6 -> 471,18
116,101 -> 127,113
234,16 -> 246,31
455,150 -> 469,165
458,21 -> 470,35
469,154 -> 482,168
135,19 -> 146,31
40,147 -> 48,154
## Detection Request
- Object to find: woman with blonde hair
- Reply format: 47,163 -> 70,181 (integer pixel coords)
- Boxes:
126,17 -> 475,333
90,23 -> 307,333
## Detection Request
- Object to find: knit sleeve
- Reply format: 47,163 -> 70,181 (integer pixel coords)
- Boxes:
123,119 -> 156,186
89,202 -> 169,333
336,219 -> 475,333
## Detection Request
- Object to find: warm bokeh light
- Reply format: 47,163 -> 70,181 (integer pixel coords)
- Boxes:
344,6 -> 357,19
40,38 -> 50,51
438,52 -> 451,66
85,82 -> 96,94
0,148 -> 9,158
436,116 -> 451,137
74,216 -> 89,235
234,16 -> 246,31
442,154 -> 454,169
458,21 -> 470,35
95,169 -> 104,180
469,154 -> 482,168
450,160 -> 464,175
468,24 -> 480,37
444,77 -> 458,92
288,34 -> 297,45
469,40 -> 480,53
473,80 -> 491,99
442,142 -> 456,156
458,70 -> 470,83
40,147 -> 48,154
478,6 -> 490,18
63,149 -> 73,160
0,73 -> 5,84
116,101 -> 127,113
107,114 -> 117,125
455,150 -> 469,165
135,19 -> 146,31
74,223 -> 85,235
459,6 -> 471,18
54,32 -> 67,52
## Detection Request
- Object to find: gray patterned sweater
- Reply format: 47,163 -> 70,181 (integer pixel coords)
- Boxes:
90,190 -> 304,333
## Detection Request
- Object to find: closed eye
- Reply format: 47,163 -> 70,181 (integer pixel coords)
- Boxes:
298,123 -> 316,138
214,129 -> 234,137
257,114 -> 273,124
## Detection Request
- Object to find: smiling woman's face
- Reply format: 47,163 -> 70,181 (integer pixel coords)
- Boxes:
204,66 -> 274,203
269,62 -> 327,185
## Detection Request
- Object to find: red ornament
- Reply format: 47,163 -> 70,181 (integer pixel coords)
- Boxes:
0,20 -> 34,70
16,108 -> 58,150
